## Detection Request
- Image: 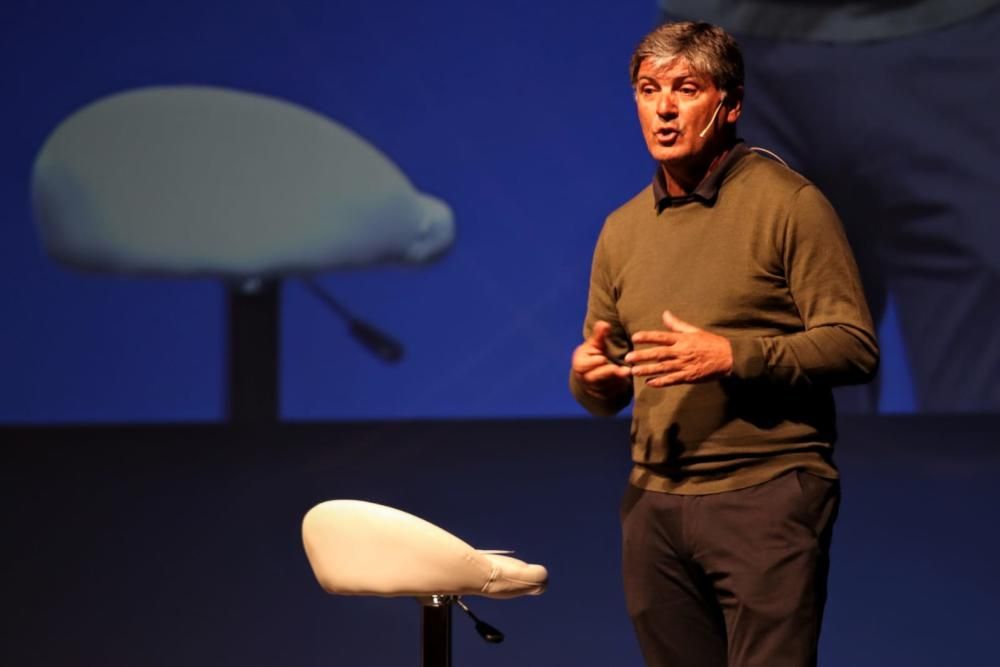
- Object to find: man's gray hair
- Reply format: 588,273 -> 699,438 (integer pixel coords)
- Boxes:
629,21 -> 744,96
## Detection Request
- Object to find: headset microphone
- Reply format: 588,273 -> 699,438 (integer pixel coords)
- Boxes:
698,92 -> 728,138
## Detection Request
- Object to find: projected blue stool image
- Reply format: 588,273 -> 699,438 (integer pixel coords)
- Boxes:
31,86 -> 455,421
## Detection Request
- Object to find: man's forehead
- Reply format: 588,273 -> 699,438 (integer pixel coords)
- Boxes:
637,56 -> 709,83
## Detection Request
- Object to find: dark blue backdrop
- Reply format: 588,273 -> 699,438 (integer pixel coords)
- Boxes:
2,0 -> 919,423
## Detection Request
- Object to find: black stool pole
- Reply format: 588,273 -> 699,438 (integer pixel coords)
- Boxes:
226,278 -> 280,423
421,595 -> 453,667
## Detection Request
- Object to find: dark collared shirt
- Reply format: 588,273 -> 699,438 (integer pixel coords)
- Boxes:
652,141 -> 751,211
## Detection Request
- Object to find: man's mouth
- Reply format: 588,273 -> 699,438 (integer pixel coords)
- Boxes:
655,128 -> 680,143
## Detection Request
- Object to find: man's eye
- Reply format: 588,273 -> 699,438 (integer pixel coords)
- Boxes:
679,86 -> 698,95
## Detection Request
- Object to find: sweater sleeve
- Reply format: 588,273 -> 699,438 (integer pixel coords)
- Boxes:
729,184 -> 879,387
569,225 -> 634,416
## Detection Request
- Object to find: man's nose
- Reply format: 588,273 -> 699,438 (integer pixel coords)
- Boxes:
655,91 -> 677,117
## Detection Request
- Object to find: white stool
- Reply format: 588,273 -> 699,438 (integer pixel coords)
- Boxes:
302,500 -> 548,666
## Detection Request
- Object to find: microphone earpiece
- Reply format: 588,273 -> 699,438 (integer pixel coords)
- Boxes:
698,92 -> 728,138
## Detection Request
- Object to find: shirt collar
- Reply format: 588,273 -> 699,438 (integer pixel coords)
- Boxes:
652,140 -> 750,211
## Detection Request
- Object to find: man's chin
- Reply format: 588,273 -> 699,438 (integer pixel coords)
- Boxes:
651,149 -> 691,165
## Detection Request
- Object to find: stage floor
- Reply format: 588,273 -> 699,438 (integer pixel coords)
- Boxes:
4,416 -> 997,666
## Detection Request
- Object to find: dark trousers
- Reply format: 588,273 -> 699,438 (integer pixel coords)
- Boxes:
620,471 -> 839,667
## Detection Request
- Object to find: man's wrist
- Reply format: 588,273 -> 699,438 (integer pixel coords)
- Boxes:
720,337 -> 735,377
728,336 -> 765,380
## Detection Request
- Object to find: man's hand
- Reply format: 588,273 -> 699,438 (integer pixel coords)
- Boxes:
572,320 -> 632,398
625,310 -> 733,387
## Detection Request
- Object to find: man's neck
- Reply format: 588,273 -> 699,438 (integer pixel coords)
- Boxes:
661,145 -> 733,198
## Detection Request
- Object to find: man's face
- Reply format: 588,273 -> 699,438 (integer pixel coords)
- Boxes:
634,57 -> 739,166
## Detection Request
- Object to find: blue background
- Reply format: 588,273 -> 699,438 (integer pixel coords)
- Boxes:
3,0 -> 920,423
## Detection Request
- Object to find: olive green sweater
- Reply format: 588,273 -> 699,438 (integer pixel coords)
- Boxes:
571,147 -> 879,494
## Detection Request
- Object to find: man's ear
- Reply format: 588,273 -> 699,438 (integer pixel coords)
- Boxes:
724,86 -> 744,123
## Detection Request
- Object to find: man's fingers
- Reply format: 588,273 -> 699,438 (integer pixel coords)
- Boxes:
645,371 -> 689,387
574,352 -> 613,374
631,330 -> 680,345
589,320 -> 613,350
661,309 -> 701,333
583,362 -> 632,384
630,360 -> 680,377
631,312 -> 699,344
623,346 -> 677,365
631,358 -> 693,385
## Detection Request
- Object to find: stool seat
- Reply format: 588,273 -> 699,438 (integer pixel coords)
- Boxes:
32,85 -> 454,278
302,499 -> 547,599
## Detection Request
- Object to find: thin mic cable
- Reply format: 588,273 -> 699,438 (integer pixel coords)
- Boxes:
749,146 -> 789,167
699,99 -> 726,138
455,597 -> 504,644
300,278 -> 404,363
